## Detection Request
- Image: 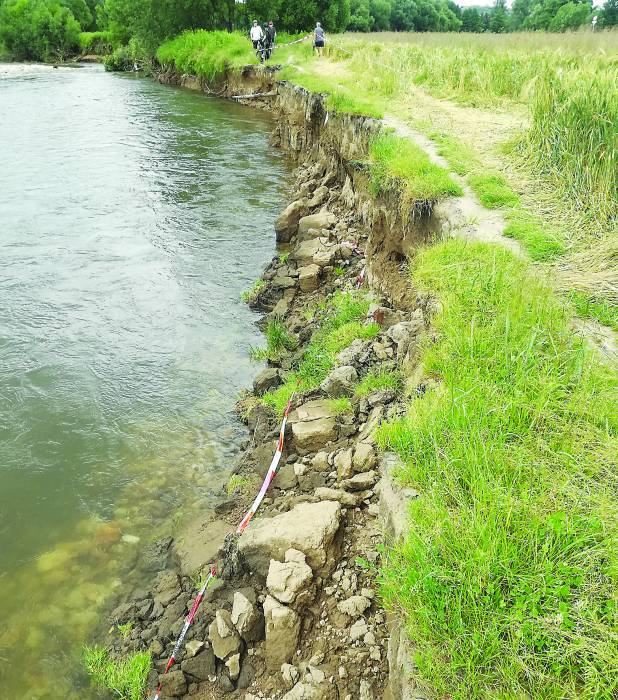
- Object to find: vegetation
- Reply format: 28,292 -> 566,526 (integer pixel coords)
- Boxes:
326,397 -> 353,414
226,474 -> 251,496
568,290 -> 618,330
369,133 -> 462,215
355,367 -> 403,397
240,278 -> 267,304
377,239 -> 617,699
83,646 -> 151,700
263,291 -> 380,413
250,318 -> 297,362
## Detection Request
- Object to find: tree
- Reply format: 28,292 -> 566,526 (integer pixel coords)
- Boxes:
489,0 -> 508,31
548,0 -> 591,29
349,0 -> 373,30
60,0 -> 92,27
599,0 -> 618,27
0,0 -> 80,60
369,0 -> 392,29
509,0 -> 532,29
461,6 -> 483,30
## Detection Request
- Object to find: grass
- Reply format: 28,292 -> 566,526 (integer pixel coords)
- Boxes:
250,318 -> 297,362
376,239 -> 617,699
226,474 -> 251,496
78,31 -> 112,54
240,278 -> 266,303
468,173 -> 520,209
568,291 -> 618,331
355,368 -> 403,398
369,133 -> 462,216
262,290 -> 379,414
326,397 -> 353,415
116,622 -> 133,639
503,209 -> 566,262
429,130 -> 477,177
83,646 -> 151,700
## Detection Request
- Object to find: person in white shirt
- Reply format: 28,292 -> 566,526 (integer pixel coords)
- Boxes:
250,21 -> 264,50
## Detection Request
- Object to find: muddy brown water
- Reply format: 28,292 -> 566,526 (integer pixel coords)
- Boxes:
0,62 -> 290,698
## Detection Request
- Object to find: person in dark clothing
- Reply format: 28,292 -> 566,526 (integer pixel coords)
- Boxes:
264,20 -> 277,59
313,22 -> 325,56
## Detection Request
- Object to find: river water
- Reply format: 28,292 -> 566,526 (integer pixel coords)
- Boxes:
0,63 -> 289,698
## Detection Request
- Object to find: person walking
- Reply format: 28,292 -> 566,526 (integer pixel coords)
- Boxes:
313,22 -> 325,56
264,20 -> 277,59
250,20 -> 263,50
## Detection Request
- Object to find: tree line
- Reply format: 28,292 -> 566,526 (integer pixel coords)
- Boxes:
1,0 -> 616,61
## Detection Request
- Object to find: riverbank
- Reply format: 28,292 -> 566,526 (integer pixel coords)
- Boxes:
87,44 -> 616,700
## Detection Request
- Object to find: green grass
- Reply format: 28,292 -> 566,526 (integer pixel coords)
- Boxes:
355,368 -> 403,398
262,291 -> 380,414
503,209 -> 566,262
468,172 -> 520,209
429,130 -> 477,177
376,239 -> 617,699
250,318 -> 297,362
326,397 -> 353,415
240,278 -> 266,303
568,291 -> 618,331
78,31 -> 112,54
116,622 -> 133,639
156,30 -> 256,82
83,646 -> 151,700
226,474 -> 251,496
369,133 -> 463,216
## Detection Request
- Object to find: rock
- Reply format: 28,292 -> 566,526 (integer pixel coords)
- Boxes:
334,449 -> 354,480
350,619 -> 369,640
298,226 -> 324,242
353,443 -> 377,473
387,317 -> 423,358
181,649 -> 216,680
320,365 -> 358,397
297,210 -> 336,238
311,451 -> 330,472
314,486 -> 361,507
237,659 -> 255,689
184,640 -> 204,658
208,610 -> 241,660
253,368 -> 283,395
276,199 -> 309,243
281,663 -> 300,689
281,681 -> 337,699
231,591 -> 263,642
291,237 -> 333,267
336,595 -> 371,617
307,185 -> 329,209
367,305 -> 403,329
275,462 -> 298,490
273,275 -> 297,289
298,264 -> 321,292
238,501 -> 342,576
226,652 -> 241,681
360,679 -> 375,700
263,595 -> 301,669
291,418 -> 337,453
342,470 -> 377,492
337,339 -> 370,368
158,670 -> 186,697
267,549 -> 313,606
153,571 -> 180,607
272,296 -> 290,317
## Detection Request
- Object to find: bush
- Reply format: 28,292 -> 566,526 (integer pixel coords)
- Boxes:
78,30 -> 112,54
103,44 -> 133,70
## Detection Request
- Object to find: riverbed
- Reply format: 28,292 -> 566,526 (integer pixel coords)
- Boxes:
0,62 -> 289,698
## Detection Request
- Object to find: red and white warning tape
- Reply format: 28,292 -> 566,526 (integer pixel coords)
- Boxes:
151,393 -> 295,699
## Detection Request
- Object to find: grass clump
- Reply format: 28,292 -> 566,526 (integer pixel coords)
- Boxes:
226,474 -> 250,496
355,368 -> 403,398
468,172 -> 520,209
326,397 -> 353,415
429,130 -> 477,177
263,291 -> 379,414
503,209 -> 566,261
369,133 -> 462,216
250,319 -> 297,362
568,291 -> 618,331
376,239 -> 617,699
116,622 -> 133,639
156,30 -> 256,82
83,646 -> 151,700
240,279 -> 266,304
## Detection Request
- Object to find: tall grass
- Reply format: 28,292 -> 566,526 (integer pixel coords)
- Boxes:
83,646 -> 151,700
377,240 -> 618,699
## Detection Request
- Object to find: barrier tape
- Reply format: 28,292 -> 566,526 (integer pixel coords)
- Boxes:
150,393 -> 295,699
153,566 -> 216,700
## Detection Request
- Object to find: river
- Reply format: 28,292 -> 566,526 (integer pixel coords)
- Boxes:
0,63 -> 289,699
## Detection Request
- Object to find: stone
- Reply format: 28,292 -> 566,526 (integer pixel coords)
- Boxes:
281,681 -> 338,699
298,264 -> 321,292
181,649 -> 216,680
226,653 -> 241,681
158,670 -> 186,697
237,659 -> 255,689
297,210 -> 336,238
298,226 -> 324,242
314,486 -> 362,507
387,317 -> 423,358
238,501 -> 342,576
281,662 -> 300,689
290,403 -> 338,453
267,549 -> 313,606
231,591 -> 263,642
291,237 -> 330,266
153,571 -> 181,607
337,595 -> 371,617
360,679 -> 374,700
263,595 -> 301,669
307,185 -> 329,209
342,470 -> 377,492
184,640 -> 204,658
334,449 -> 354,480
275,462 -> 298,490
253,368 -> 283,395
353,443 -> 377,473
320,365 -> 358,397
208,609 -> 241,660
273,275 -> 297,289
350,619 -> 369,641
337,339 -> 370,368
367,305 -> 403,329
275,199 -> 309,243
311,451 -> 330,472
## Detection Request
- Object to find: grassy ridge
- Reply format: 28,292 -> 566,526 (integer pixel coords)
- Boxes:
377,240 -> 618,699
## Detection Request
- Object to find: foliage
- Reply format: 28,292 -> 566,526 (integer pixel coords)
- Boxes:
326,397 -> 353,414
262,291 -> 379,413
226,474 -> 251,495
78,29 -> 111,53
83,646 -> 151,700
116,621 -> 133,639
600,0 -> 618,27
503,209 -> 566,261
468,172 -> 520,209
377,239 -> 618,699
250,318 -> 297,361
369,132 -> 462,215
461,7 -> 483,31
0,0 -> 81,60
568,290 -> 618,330
354,368 -> 403,397
240,278 -> 267,303
103,42 -> 133,70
